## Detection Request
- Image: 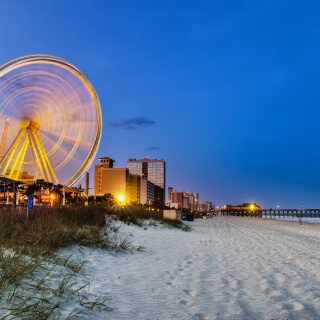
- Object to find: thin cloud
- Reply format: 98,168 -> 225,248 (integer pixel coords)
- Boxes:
146,146 -> 160,151
108,117 -> 156,130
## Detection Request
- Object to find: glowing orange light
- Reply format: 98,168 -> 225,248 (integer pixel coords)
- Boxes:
117,194 -> 125,204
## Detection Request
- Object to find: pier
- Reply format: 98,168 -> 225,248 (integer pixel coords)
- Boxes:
218,208 -> 320,218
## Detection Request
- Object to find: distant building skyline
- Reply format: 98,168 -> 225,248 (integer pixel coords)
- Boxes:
168,188 -> 207,211
93,157 -> 213,208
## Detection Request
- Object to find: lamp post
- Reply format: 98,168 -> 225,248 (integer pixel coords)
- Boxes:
12,183 -> 17,208
38,179 -> 44,205
63,185 -> 66,205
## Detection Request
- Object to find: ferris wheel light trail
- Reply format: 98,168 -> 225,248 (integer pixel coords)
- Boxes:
0,54 -> 102,186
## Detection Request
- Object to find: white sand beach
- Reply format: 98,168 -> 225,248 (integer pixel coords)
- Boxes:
56,216 -> 320,319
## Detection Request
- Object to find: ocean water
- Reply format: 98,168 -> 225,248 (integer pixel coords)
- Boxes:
262,215 -> 320,224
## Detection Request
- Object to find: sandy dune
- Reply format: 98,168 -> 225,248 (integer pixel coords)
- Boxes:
68,217 -> 320,319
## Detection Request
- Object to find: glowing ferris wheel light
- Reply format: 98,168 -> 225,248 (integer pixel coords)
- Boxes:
0,54 -> 102,186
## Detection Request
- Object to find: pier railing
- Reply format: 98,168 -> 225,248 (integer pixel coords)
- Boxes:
218,209 -> 320,218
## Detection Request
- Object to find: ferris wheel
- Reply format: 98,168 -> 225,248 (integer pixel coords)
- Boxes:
0,54 -> 102,186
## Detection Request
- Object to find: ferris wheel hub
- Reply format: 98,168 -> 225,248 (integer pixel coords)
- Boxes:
19,117 -> 30,128
19,117 -> 40,132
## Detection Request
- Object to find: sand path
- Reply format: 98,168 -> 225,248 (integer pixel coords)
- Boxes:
75,216 -> 320,319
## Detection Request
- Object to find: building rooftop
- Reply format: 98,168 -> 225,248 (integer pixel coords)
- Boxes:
98,157 -> 116,162
127,158 -> 164,162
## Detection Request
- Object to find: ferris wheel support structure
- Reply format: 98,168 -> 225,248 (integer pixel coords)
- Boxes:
0,118 -> 59,184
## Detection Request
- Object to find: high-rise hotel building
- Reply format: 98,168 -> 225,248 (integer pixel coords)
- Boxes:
127,158 -> 166,205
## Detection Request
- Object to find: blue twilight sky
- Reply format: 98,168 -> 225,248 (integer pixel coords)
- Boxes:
1,0 -> 320,208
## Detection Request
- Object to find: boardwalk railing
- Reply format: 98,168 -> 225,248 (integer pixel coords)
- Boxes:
219,209 -> 320,218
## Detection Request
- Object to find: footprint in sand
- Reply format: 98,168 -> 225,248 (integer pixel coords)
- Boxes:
194,313 -> 210,320
292,301 -> 304,311
182,289 -> 196,297
282,301 -> 304,311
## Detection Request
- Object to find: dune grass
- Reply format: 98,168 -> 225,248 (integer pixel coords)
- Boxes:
0,250 -> 112,319
0,204 -> 189,318
0,205 -> 189,256
0,205 -> 125,318
0,205 -> 113,256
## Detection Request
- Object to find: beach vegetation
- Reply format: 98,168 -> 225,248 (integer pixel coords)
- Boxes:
0,249 -> 111,318
0,202 -> 189,317
0,205 -> 125,318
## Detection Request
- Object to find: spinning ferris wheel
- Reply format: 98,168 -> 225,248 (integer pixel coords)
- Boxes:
0,54 -> 102,186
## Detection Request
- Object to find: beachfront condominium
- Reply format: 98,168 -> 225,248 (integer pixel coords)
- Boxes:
127,157 -> 166,205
